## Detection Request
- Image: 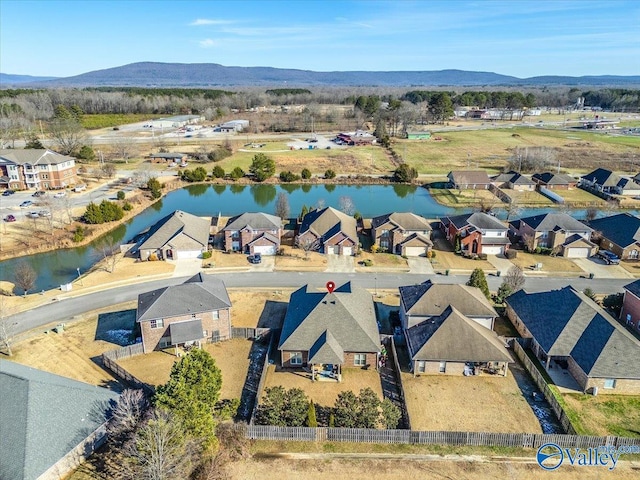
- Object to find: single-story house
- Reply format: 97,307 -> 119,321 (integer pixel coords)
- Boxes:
278,281 -> 380,381
509,212 -> 596,257
531,172 -> 578,190
621,279 -> 640,333
506,286 -> 640,394
138,210 -> 210,261
223,212 -> 282,255
0,361 -> 119,480
491,171 -> 536,191
370,212 -> 432,256
580,168 -> 640,195
405,305 -> 511,376
447,170 -> 492,190
298,206 -> 358,256
136,273 -> 232,353
441,212 -> 510,255
148,152 -> 188,164
399,280 -> 498,330
588,213 -> 640,260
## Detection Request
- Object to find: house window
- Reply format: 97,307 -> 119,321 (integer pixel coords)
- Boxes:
439,361 -> 446,373
603,379 -> 616,389
159,336 -> 171,348
203,330 -> 208,338
354,353 -> 366,366
290,352 -> 302,365
150,319 -> 164,329
212,310 -> 219,320
417,361 -> 426,373
627,314 -> 632,325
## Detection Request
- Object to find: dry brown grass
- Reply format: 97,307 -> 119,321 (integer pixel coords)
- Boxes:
228,289 -> 291,328
262,364 -> 384,409
506,190 -> 554,206
402,372 -> 542,434
619,260 -> 640,276
430,250 -> 495,271
428,188 -> 501,207
356,252 -> 408,271
210,249 -> 254,268
555,188 -> 609,206
509,252 -> 586,273
275,245 -> 327,270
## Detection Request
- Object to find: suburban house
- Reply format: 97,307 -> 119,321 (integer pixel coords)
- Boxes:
148,152 -> 188,164
447,170 -> 492,190
441,212 -> 510,255
218,120 -> 249,132
531,172 -> 578,190
580,168 -> 640,195
336,130 -> 376,145
278,281 -> 380,381
138,210 -> 210,261
405,305 -> 511,376
621,279 -> 640,333
0,149 -> 77,190
0,360 -> 119,480
370,212 -> 433,256
588,213 -> 640,260
490,171 -> 536,191
399,280 -> 498,330
222,212 -> 282,255
509,212 -> 596,258
298,206 -> 358,256
506,286 -> 640,394
136,273 -> 231,353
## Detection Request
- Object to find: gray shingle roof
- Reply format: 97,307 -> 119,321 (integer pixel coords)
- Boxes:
444,212 -> 507,231
397,232 -> 433,247
139,210 -> 210,251
0,360 -> 119,480
588,213 -> 640,248
223,212 -> 281,231
491,171 -> 535,185
448,170 -> 492,185
371,212 -> 432,231
406,306 -> 511,363
506,287 -> 640,379
308,330 -> 344,364
0,149 -> 75,166
532,172 -> 576,185
624,279 -> 640,298
517,213 -> 592,233
400,280 -> 497,318
279,282 -> 380,357
170,319 -> 204,345
137,273 -> 231,322
299,207 -> 357,242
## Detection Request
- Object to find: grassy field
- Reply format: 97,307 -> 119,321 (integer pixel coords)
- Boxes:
506,190 -> 554,206
356,251 -> 409,270
553,188 -> 610,207
562,393 -> 640,437
81,113 -> 163,129
429,250 -> 495,271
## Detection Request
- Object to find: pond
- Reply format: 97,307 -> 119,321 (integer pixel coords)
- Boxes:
0,183 -> 619,291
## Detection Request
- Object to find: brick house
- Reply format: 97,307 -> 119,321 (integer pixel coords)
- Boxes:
370,212 -> 432,256
580,168 -> 640,195
222,212 -> 282,255
588,213 -> 640,260
441,212 -> 510,255
531,172 -> 578,190
136,273 -> 232,353
447,170 -> 492,190
621,279 -> 640,333
278,281 -> 380,381
0,149 -> 77,190
506,286 -> 640,394
491,171 -> 536,191
297,206 -> 358,256
137,210 -> 210,261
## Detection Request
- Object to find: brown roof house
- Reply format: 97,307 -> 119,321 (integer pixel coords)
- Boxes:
223,212 -> 282,255
138,210 -> 210,261
491,171 -> 536,191
297,206 -> 358,256
399,280 -> 498,330
405,306 -> 511,376
447,170 -> 492,190
441,212 -> 510,255
136,273 -> 231,353
588,213 -> 640,260
370,212 -> 433,256
506,286 -> 640,394
278,281 -> 380,381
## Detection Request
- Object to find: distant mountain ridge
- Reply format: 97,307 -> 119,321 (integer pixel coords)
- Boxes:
0,73 -> 59,85
2,62 -> 640,87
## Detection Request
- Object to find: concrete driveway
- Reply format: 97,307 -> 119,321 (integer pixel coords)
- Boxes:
170,258 -> 202,277
571,257 -> 634,279
325,254 -> 355,273
249,255 -> 275,272
486,255 -> 515,275
407,257 -> 434,274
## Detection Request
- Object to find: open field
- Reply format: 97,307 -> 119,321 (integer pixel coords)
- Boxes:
562,393 -> 640,437
82,113 -> 164,130
509,252 -> 586,274
262,364 -> 384,410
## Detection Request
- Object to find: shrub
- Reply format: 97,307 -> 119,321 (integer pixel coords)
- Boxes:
602,293 -> 623,316
324,169 -> 336,179
122,201 -> 133,211
279,170 -> 300,182
147,177 -> 162,199
212,165 -> 225,178
361,259 -> 373,267
116,190 -> 125,200
72,225 -> 87,243
429,250 -> 436,259
202,251 -> 212,259
301,168 -> 312,180
479,253 -> 488,260
230,166 -> 244,180
208,146 -> 232,162
393,163 -> 418,182
505,249 -> 517,259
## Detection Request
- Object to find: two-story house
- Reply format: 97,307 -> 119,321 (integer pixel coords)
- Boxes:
297,206 -> 358,256
621,279 -> 640,333
588,213 -> 640,260
509,212 -> 596,257
0,149 -> 77,190
370,212 -> 432,257
580,168 -> 640,196
441,212 -> 510,255
222,212 -> 282,255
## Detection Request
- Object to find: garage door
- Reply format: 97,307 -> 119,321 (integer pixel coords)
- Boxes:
404,246 -> 427,257
342,246 -> 353,256
325,245 -> 338,254
253,245 -> 276,255
176,250 -> 202,259
566,247 -> 589,258
482,246 -> 503,255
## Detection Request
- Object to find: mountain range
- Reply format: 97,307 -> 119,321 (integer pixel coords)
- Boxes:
2,62 -> 639,87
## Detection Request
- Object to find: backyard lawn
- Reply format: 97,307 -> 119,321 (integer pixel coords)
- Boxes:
562,393 -> 640,437
506,190 -> 554,206
553,188 -> 609,207
356,251 -> 409,271
428,188 -> 501,207
430,250 -> 495,272
508,252 -> 586,274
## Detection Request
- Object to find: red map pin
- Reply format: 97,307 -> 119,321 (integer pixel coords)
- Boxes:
326,281 -> 335,293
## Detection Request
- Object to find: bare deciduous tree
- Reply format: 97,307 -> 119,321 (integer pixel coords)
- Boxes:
504,266 -> 526,292
274,192 -> 290,220
0,296 -> 16,356
338,195 -> 355,216
296,236 -> 320,259
108,389 -> 148,437
112,136 -> 135,163
48,118 -> 87,155
95,236 -> 122,273
13,261 -> 37,297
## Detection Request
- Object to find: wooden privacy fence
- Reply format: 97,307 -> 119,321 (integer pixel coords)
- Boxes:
387,336 -> 412,430
101,344 -> 154,396
249,331 -> 277,424
511,339 -> 577,435
232,327 -> 270,340
238,424 -> 640,449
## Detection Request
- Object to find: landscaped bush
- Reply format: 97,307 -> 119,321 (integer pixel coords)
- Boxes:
479,253 -> 488,260
361,259 -> 373,267
324,169 -> 336,179
301,168 -> 312,180
116,190 -> 125,200
505,249 -> 517,259
202,251 -> 212,259
72,225 -> 87,243
230,167 -> 245,180
279,170 -> 300,182
212,165 -> 225,178
122,201 -> 133,211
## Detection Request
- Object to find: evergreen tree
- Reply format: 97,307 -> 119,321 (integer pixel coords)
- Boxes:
393,163 -> 418,183
301,168 -> 312,180
306,400 -> 318,427
212,165 -> 225,178
249,153 -> 275,182
467,268 -> 491,300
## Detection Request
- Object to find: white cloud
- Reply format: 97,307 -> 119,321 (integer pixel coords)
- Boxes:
190,18 -> 231,26
199,38 -> 217,48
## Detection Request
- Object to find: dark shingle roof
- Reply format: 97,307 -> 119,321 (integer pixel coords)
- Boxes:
308,330 -> 344,364
445,212 -> 507,231
137,273 -> 231,322
406,306 -> 511,363
624,279 -> 640,298
170,319 -> 204,345
279,282 -> 379,356
581,168 -> 620,186
491,171 -> 535,186
371,212 -> 432,231
588,213 -> 640,248
139,210 -> 209,251
517,213 -> 592,233
532,172 -> 576,185
399,280 -> 497,318
299,207 -> 357,242
223,212 -> 281,231
0,361 -> 119,480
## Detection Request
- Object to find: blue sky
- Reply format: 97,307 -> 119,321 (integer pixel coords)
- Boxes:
1,0 -> 639,78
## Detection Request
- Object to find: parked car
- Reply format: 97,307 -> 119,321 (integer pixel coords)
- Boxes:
20,200 -> 33,207
3,189 -> 15,196
595,250 -> 621,265
74,184 -> 87,192
4,214 -> 16,222
247,253 -> 262,264
53,191 -> 66,198
27,211 -> 40,219
32,190 -> 46,197
38,210 -> 51,217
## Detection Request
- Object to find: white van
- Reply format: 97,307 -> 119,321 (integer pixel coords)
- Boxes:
74,184 -> 87,192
